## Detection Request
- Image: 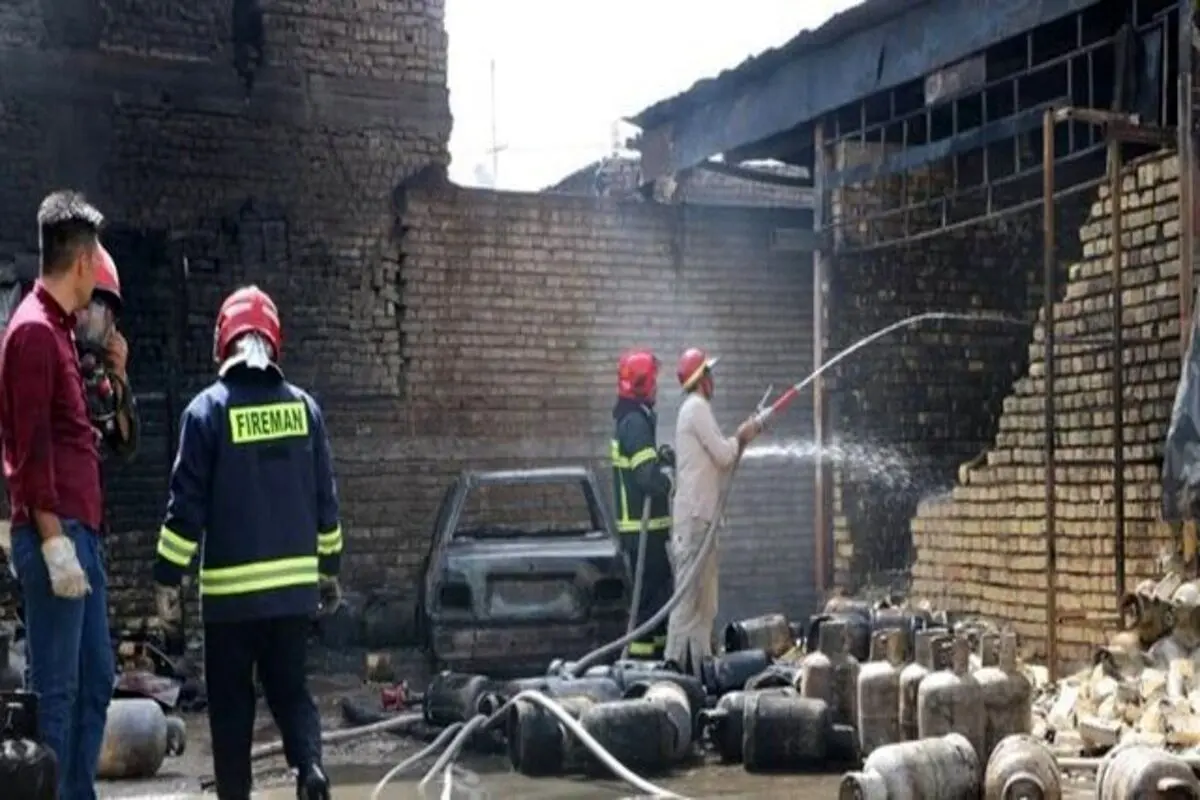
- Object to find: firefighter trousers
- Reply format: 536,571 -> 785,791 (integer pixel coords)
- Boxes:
620,530 -> 673,658
204,614 -> 322,799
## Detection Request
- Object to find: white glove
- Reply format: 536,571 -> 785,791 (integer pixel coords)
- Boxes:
155,584 -> 183,630
41,536 -> 90,598
662,466 -> 675,496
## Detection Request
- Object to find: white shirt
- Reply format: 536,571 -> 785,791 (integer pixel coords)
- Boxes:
672,392 -> 739,524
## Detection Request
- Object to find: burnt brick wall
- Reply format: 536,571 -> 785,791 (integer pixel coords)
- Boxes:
383,185 -> 820,627
910,152 -> 1183,666
0,0 -> 450,626
826,138 -> 1091,597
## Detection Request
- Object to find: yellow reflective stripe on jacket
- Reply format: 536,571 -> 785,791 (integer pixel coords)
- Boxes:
156,526 -> 198,568
317,525 -> 343,556
628,447 -> 656,469
627,641 -> 658,656
228,401 -> 309,444
200,556 -> 319,596
611,440 -> 669,533
617,517 -> 671,534
610,440 -> 630,468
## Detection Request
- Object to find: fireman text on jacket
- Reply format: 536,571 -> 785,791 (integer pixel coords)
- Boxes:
229,401 -> 309,444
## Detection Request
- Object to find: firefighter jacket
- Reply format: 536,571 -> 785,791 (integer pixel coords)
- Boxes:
152,366 -> 343,624
611,399 -> 672,534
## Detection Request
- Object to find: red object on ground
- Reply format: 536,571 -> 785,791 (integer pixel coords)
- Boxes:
380,682 -> 411,711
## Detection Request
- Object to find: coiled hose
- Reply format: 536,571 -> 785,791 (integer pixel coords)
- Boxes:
369,689 -> 689,799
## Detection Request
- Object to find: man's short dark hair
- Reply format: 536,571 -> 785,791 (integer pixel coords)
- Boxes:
37,190 -> 104,276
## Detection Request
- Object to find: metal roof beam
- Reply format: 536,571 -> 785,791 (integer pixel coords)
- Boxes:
632,0 -> 1101,183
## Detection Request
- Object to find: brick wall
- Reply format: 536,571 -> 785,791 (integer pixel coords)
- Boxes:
825,138 -> 1092,598
909,152 -> 1183,666
0,0 -> 450,626
389,184 -> 819,626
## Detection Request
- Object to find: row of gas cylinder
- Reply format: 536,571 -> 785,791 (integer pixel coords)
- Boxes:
422,607 -> 1200,798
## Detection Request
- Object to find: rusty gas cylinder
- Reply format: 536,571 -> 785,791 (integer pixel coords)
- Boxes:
745,664 -> 802,691
624,680 -> 693,763
742,690 -> 832,772
1096,741 -> 1200,799
579,698 -> 674,776
899,628 -> 949,742
424,671 -> 495,725
983,734 -> 1060,800
976,631 -> 1032,760
506,694 -> 596,776
801,618 -> 858,727
702,687 -> 797,763
699,649 -> 771,695
724,613 -> 794,659
917,636 -> 986,764
838,732 -> 979,800
977,632 -> 1000,669
96,699 -> 187,780
856,628 -> 905,757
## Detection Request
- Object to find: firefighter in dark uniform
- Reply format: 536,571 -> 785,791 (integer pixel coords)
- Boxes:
152,285 -> 343,800
611,349 -> 675,659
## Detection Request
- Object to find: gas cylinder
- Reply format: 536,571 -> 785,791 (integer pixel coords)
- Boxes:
423,671 -> 494,725
698,649 -> 771,695
742,690 -> 832,772
977,632 -> 1000,669
976,631 -> 1032,759
745,664 -> 802,691
724,613 -> 793,658
872,605 -> 931,661
983,734 -> 1060,800
96,698 -> 187,780
624,681 -> 693,762
838,732 -> 979,800
506,694 -> 596,776
810,612 -> 872,662
899,628 -> 950,741
611,667 -> 706,727
1096,741 -> 1200,799
579,698 -> 673,776
856,628 -> 905,757
702,687 -> 796,763
800,618 -> 858,727
917,636 -> 986,764
483,675 -> 622,716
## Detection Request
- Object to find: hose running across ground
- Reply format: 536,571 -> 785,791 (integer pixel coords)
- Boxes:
365,688 -> 688,799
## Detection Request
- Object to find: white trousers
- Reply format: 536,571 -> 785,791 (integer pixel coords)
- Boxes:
663,515 -> 719,674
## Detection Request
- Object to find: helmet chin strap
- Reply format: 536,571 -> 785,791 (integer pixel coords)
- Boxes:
219,333 -> 282,378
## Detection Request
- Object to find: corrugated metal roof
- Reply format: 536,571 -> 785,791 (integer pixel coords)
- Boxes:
630,0 -> 928,130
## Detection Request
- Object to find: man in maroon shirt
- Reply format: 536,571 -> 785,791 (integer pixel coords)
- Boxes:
0,191 -> 118,800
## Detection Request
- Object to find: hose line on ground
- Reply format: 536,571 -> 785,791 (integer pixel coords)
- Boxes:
368,722 -> 464,800
367,689 -> 688,799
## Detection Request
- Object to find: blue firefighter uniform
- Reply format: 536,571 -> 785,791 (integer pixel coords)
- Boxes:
153,364 -> 342,800
611,398 -> 673,658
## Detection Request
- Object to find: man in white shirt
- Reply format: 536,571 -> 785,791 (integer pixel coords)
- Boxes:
664,348 -> 761,675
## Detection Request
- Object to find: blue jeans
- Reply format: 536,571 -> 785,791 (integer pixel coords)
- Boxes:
12,520 -> 114,800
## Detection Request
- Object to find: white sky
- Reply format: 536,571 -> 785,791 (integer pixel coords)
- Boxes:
445,0 -> 861,191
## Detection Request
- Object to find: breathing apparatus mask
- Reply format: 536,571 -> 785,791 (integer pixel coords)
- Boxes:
75,295 -> 123,438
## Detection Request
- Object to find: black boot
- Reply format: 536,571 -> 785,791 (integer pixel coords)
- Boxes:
296,765 -> 331,800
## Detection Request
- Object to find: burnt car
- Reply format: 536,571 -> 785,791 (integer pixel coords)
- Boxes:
416,466 -> 631,676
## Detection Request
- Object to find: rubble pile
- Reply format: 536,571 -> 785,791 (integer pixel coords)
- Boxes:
1031,562 -> 1200,757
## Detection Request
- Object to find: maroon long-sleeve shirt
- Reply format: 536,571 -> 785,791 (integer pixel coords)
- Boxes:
0,282 -> 101,531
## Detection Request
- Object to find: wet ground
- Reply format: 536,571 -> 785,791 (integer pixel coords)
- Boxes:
94,673 -> 1095,799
